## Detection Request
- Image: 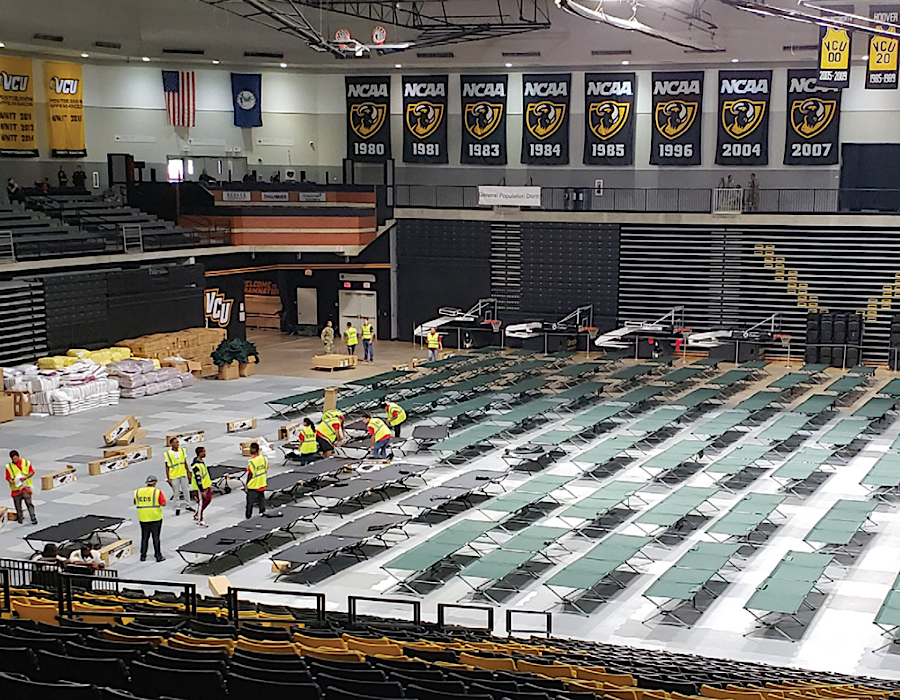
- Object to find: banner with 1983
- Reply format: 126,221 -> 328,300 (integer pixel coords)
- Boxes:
460,75 -> 507,165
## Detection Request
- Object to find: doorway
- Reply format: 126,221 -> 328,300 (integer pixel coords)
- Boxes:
339,290 -> 377,336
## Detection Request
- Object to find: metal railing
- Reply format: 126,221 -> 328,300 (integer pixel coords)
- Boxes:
58,573 -> 197,621
0,558 -> 119,590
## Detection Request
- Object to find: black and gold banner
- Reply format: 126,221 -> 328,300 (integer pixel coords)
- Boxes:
867,6 -> 900,89
583,72 -> 635,166
784,69 -> 841,166
818,9 -> 852,89
402,75 -> 448,164
650,71 -> 703,166
345,76 -> 391,163
715,69 -> 771,166
521,73 -> 570,165
0,56 -> 38,157
460,74 -> 507,165
46,61 -> 86,158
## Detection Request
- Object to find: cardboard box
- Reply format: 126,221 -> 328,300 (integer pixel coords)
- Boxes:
218,363 -> 240,381
278,422 -> 302,441
227,417 -> 257,433
104,444 -> 152,463
115,426 -> 147,447
99,539 -> 133,566
312,354 -> 357,371
88,454 -> 129,476
104,416 -> 140,446
187,360 -> 202,372
166,430 -> 204,445
199,363 -> 218,378
41,465 -> 77,491
208,575 -> 231,598
271,560 -> 292,574
240,438 -> 265,457
162,360 -> 189,373
0,506 -> 6,532
0,394 -> 14,424
5,391 -> 32,417
239,361 -> 257,377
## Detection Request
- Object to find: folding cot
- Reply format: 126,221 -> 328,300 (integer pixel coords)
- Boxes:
306,463 -> 428,509
793,393 -> 839,418
497,376 -> 551,398
265,458 -> 358,501
429,423 -> 507,464
630,486 -> 719,545
633,439 -> 712,485
689,410 -> 750,443
570,436 -> 640,478
767,372 -> 817,396
547,381 -> 607,409
800,363 -> 830,377
265,389 -> 322,417
416,355 -> 472,370
406,424 -> 451,452
619,407 -> 686,441
206,464 -> 246,494
703,444 -> 773,491
875,571 -> 900,646
656,366 -> 708,386
561,403 -> 628,437
861,452 -> 900,501
555,362 -> 605,381
668,387 -> 722,411
821,374 -> 869,398
25,516 -> 126,554
732,390 -> 783,416
334,388 -> 389,413
754,412 -> 811,450
692,357 -> 721,367
501,429 -> 580,470
397,469 -> 509,516
487,398 -> 560,435
768,448 -> 834,495
853,397 -> 898,421
478,474 -> 576,522
609,384 -> 669,413
707,369 -> 753,391
706,492 -> 786,545
439,372 -> 505,399
848,365 -> 876,375
347,369 -> 414,389
557,480 -> 645,534
607,364 -> 657,388
502,359 -> 554,376
395,370 -> 458,394
878,378 -> 900,397
803,499 -> 877,555
427,394 -> 502,426
817,417 -> 871,449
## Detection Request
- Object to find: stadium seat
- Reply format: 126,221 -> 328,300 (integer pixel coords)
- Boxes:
0,671 -> 101,700
228,673 -> 321,700
315,673 -> 404,698
37,649 -> 131,689
0,646 -> 39,678
129,661 -> 226,700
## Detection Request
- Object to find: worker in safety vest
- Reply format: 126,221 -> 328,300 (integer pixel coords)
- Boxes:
298,417 -> 319,465
316,409 -> 345,458
364,414 -> 393,460
190,446 -> 213,528
426,327 -> 442,362
164,437 -> 193,516
385,401 -> 407,438
245,442 -> 269,519
361,317 -> 375,363
134,475 -> 166,562
5,450 -> 36,525
344,322 -> 359,356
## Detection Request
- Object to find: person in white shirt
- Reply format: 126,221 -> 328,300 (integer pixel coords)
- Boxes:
68,544 -> 106,570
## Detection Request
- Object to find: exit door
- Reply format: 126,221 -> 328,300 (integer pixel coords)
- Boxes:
339,290 -> 377,337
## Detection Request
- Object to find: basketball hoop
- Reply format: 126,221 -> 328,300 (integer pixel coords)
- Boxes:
775,334 -> 793,365
483,319 -> 502,333
372,25 -> 387,45
579,326 -> 599,338
335,28 -> 352,50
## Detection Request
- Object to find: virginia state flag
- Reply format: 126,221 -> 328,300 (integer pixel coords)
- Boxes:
231,73 -> 262,128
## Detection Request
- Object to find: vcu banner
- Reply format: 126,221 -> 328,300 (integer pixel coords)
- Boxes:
867,6 -> 900,89
0,56 -> 38,157
403,75 -> 448,164
784,69 -> 841,166
460,74 -> 507,165
818,10 -> 852,89
583,72 -> 635,166
346,76 -> 391,163
45,61 -> 86,157
521,73 -> 570,165
715,69 -> 771,166
650,71 -> 703,166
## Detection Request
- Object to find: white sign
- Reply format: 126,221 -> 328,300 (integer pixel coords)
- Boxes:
256,137 -> 294,146
261,192 -> 290,202
114,134 -> 156,143
222,191 -> 251,202
477,186 -> 541,207
297,192 -> 327,202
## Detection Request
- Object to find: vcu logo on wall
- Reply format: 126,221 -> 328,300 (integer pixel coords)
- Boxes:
589,101 -> 629,140
790,97 -> 837,138
204,288 -> 233,328
350,103 -> 386,139
402,76 -> 448,164
405,101 -> 444,139
784,69 -> 841,165
345,76 -> 391,162
654,100 -> 697,139
460,75 -> 507,165
650,72 -> 703,165
584,73 -> 635,166
48,76 -> 79,94
521,74 -> 570,165
716,70 -> 771,166
465,102 -> 503,140
526,101 -> 566,140
722,100 -> 765,139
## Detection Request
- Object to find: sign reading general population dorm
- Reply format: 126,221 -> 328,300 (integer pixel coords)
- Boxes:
477,186 -> 541,207
583,72 -> 635,166
345,76 -> 391,163
45,61 -> 86,157
817,7 -> 853,89
460,74 -> 507,165
650,71 -> 703,166
867,5 -> 900,89
521,73 -> 571,165
0,56 -> 38,157
784,69 -> 842,166
715,69 -> 772,166
402,75 -> 448,164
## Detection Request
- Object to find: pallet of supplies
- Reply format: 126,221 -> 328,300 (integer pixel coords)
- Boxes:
312,354 -> 357,371
0,394 -> 14,424
104,416 -> 140,446
104,444 -> 152,463
88,454 -> 129,476
41,465 -> 77,491
227,418 -> 257,433
4,391 -> 32,417
99,539 -> 133,566
167,429 -> 204,445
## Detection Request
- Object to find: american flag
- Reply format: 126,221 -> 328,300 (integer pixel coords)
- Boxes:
162,70 -> 195,127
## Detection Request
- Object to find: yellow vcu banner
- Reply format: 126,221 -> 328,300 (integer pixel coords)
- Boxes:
45,61 -> 86,157
0,56 -> 38,157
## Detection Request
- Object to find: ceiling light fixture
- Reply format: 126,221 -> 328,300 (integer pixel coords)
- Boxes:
862,54 -> 869,60
0,43 -> 5,48
81,53 -> 89,58
731,58 -> 739,62
505,62 -> 513,67
212,59 -> 220,64
279,62 -> 287,68
621,60 -> 630,65
141,56 -> 150,62
395,63 -> 402,68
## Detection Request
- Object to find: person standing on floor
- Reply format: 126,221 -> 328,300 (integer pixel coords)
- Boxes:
5,450 -> 36,525
316,409 -> 345,458
321,320 -> 335,354
361,317 -> 375,363
57,167 -> 68,189
426,327 -> 442,362
71,165 -> 87,191
190,446 -> 213,528
385,400 -> 407,438
245,442 -> 268,519
164,437 -> 193,516
344,322 -> 359,356
298,418 -> 319,465
363,414 -> 393,460
134,475 -> 166,562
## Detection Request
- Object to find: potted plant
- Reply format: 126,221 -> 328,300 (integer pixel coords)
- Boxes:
211,338 -> 260,380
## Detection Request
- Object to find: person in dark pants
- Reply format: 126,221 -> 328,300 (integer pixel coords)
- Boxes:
71,165 -> 87,191
57,167 -> 68,188
134,474 -> 166,562
245,442 -> 268,519
5,450 -> 37,524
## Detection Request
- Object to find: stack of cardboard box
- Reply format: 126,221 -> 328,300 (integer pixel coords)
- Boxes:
116,328 -> 226,378
245,294 -> 283,330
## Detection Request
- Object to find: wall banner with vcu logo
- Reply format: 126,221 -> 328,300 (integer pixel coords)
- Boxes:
867,6 -> 900,89
817,8 -> 852,89
460,74 -> 507,165
345,76 -> 391,163
715,69 -> 771,166
583,72 -> 635,166
45,61 -> 86,157
650,71 -> 703,166
403,75 -> 448,164
521,73 -> 570,165
784,69 -> 841,166
0,56 -> 38,157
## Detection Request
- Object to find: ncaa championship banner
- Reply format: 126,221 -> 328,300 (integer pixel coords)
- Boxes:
715,69 -> 771,166
460,74 -> 507,165
784,69 -> 841,166
45,61 -> 86,157
817,9 -> 852,89
0,56 -> 38,157
650,71 -> 703,166
867,6 -> 900,89
521,73 -> 570,165
402,75 -> 448,164
345,76 -> 391,163
583,72 -> 635,166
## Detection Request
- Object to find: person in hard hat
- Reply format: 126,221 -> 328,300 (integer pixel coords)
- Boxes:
426,327 -> 442,362
363,413 -> 393,460
344,322 -> 359,356
385,400 -> 407,438
134,475 -> 166,562
245,442 -> 269,519
5,450 -> 37,525
316,409 -> 345,458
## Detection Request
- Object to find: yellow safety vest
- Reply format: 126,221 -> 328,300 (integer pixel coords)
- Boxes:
361,324 -> 373,340
427,331 -> 440,349
192,460 -> 212,490
164,448 -> 188,479
247,455 -> 269,491
368,417 -> 392,442
386,402 -> 406,426
6,459 -> 32,491
322,409 -> 344,424
345,327 -> 358,345
300,425 -> 318,455
134,487 -> 163,522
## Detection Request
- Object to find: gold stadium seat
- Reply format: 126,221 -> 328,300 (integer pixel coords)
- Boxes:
12,599 -> 58,625
345,637 -> 403,657
296,644 -> 366,663
103,629 -> 164,646
516,659 -> 576,678
458,652 -> 517,672
236,637 -> 299,655
293,632 -> 347,649
576,668 -> 636,686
